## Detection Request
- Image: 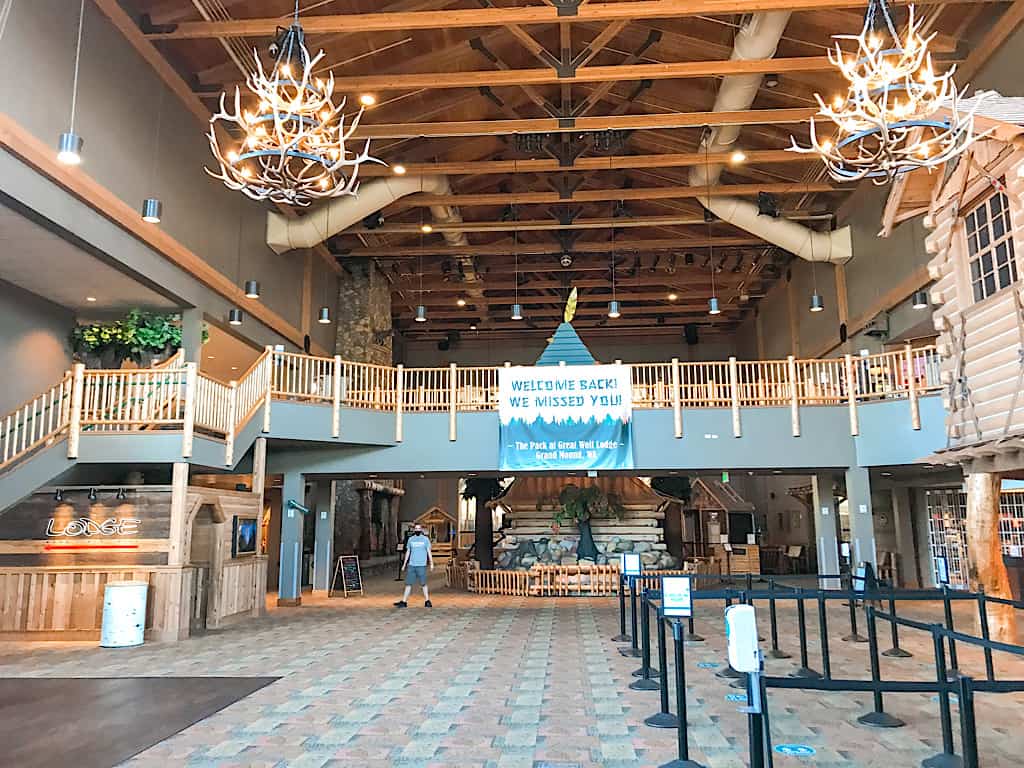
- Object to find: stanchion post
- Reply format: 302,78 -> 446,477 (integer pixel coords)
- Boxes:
976,590 -> 995,682
746,665 -> 766,768
657,619 -> 706,768
857,606 -> 905,728
844,584 -> 867,642
631,589 -> 661,690
817,591 -> 832,680
942,586 -> 959,675
686,615 -> 704,643
613,571 -> 630,642
790,591 -> 821,679
646,612 -> 679,728
883,591 -> 913,658
922,627 -> 960,768
767,578 -> 790,659
958,676 -> 979,768
621,576 -> 642,658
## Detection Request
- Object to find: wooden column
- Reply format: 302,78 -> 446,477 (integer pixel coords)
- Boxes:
182,362 -> 197,457
728,356 -> 741,437
965,472 -> 1018,643
388,494 -> 402,554
224,380 -> 238,466
787,355 -> 800,437
67,363 -> 84,459
395,364 -> 405,443
262,346 -> 274,432
167,462 -> 190,568
671,357 -> 682,438
905,342 -> 921,430
844,353 -> 859,436
448,362 -> 458,441
251,437 -> 268,617
332,355 -> 342,438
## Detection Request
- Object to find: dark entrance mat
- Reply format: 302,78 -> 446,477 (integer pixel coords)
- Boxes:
0,676 -> 278,768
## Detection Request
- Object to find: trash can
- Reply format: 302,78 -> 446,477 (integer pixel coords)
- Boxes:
1003,555 -> 1024,602
100,581 -> 149,648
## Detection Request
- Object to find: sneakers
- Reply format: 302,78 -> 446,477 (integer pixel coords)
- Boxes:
424,600 -> 433,608
393,600 -> 407,608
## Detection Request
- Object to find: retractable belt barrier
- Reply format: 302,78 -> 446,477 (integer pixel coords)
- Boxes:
615,578 -> 1024,768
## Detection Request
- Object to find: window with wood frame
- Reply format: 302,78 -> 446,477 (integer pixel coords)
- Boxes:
965,185 -> 1018,303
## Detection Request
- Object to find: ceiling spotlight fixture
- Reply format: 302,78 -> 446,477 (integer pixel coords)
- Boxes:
511,303 -> 523,321
244,280 -> 261,299
912,289 -> 929,309
559,251 -> 574,268
607,300 -> 621,319
730,149 -> 747,164
789,0 -> 983,182
456,297 -> 466,307
392,164 -> 407,175
667,292 -> 678,301
708,297 -> 721,315
810,293 -> 825,312
470,324 -> 477,330
229,308 -> 244,326
764,73 -> 780,88
141,197 -> 162,224
415,304 -> 427,323
57,0 -> 88,166
318,306 -> 331,324
205,3 -> 380,206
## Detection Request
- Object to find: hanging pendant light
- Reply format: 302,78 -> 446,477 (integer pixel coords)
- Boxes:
57,0 -> 87,166
415,305 -> 427,323
608,202 -> 620,319
57,132 -> 84,166
511,209 -> 524,321
912,289 -> 929,309
229,308 -> 244,326
511,303 -> 523,321
703,130 -> 721,317
708,297 -> 721,315
810,293 -> 825,312
607,300 -> 621,319
141,198 -> 162,224
318,306 -> 331,324
244,280 -> 261,299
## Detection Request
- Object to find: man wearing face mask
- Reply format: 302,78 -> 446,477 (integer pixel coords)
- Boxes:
394,524 -> 434,608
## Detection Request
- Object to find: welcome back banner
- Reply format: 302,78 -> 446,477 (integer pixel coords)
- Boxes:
498,364 -> 634,471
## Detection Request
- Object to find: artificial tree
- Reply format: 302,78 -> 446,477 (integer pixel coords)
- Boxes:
461,477 -> 506,570
539,484 -> 624,563
70,310 -> 205,368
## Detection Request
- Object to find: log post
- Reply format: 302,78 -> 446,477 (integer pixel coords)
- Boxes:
181,362 -> 197,458
728,356 -> 741,437
262,346 -> 274,433
844,353 -> 859,436
395,364 -> 405,443
671,357 -> 682,438
905,342 -> 920,430
449,362 -> 458,441
788,355 -> 800,437
67,363 -> 85,459
224,380 -> 238,467
332,354 -> 342,438
965,472 -> 1018,643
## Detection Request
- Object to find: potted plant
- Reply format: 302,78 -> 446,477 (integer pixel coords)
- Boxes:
538,483 -> 624,563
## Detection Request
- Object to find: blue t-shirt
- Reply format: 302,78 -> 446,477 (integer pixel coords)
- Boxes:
407,534 -> 431,566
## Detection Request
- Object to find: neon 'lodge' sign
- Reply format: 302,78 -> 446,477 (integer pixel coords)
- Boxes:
46,518 -> 141,537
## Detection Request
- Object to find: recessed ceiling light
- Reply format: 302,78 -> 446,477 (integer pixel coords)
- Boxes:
359,93 -> 377,107
207,355 -> 215,359
730,149 -> 747,164
392,164 -> 406,175
231,366 -> 238,370
421,223 -> 433,233
85,296 -> 97,302
456,298 -> 466,307
667,292 -> 678,301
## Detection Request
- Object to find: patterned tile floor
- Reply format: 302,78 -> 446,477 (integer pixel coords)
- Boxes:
0,576 -> 1022,768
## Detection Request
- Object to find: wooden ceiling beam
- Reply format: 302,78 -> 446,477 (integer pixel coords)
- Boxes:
399,181 -> 842,207
360,148 -> 813,176
342,235 -> 764,257
349,107 -> 816,139
148,0 -> 994,39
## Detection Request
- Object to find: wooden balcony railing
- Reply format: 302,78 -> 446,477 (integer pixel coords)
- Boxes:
0,344 -> 942,472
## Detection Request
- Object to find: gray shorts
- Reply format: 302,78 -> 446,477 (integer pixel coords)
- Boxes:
405,564 -> 428,585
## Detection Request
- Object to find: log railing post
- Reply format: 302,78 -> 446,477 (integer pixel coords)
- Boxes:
332,354 -> 342,438
262,346 -> 274,433
225,380 -> 238,466
449,362 -> 458,441
182,362 -> 197,458
67,363 -> 85,459
905,342 -> 920,430
788,355 -> 801,437
844,353 -> 859,436
671,357 -> 682,438
728,356 -> 741,437
395,364 -> 405,443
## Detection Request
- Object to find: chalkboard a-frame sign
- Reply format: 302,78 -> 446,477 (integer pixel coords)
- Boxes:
329,555 -> 364,597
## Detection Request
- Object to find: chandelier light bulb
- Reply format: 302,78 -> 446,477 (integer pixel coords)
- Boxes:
57,132 -> 83,165
359,94 -> 377,107
456,297 -> 466,307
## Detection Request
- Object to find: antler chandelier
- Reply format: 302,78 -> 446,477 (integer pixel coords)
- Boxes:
205,4 -> 380,206
790,0 -> 982,183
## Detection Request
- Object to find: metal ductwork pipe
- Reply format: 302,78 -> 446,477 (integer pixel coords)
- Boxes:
266,174 -> 452,254
689,11 -> 851,263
